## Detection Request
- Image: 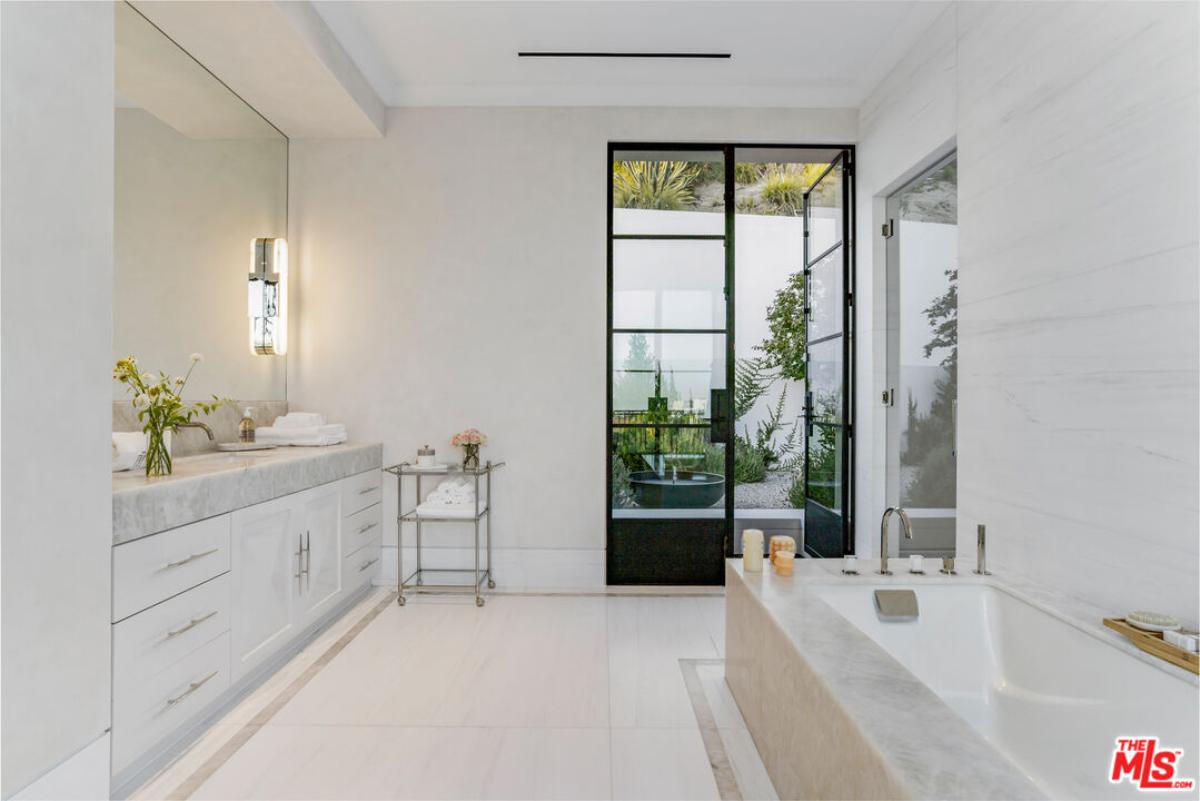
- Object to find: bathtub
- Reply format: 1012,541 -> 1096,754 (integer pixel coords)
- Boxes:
816,583 -> 1199,800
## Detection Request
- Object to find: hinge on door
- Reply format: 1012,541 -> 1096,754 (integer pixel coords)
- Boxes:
882,388 -> 895,407
881,219 -> 895,239
846,292 -> 854,307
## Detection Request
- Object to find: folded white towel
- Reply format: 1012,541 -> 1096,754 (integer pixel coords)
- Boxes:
256,423 -> 347,447
414,502 -> 485,519
273,412 -> 326,429
112,432 -> 146,472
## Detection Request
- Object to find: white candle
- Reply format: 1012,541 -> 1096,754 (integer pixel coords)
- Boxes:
843,555 -> 858,574
910,554 -> 924,573
743,529 -> 764,573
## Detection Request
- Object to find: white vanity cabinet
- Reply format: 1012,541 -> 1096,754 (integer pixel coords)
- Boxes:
229,494 -> 300,682
296,483 -> 344,631
110,455 -> 382,792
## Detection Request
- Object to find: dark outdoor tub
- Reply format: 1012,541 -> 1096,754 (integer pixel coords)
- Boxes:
629,470 -> 725,509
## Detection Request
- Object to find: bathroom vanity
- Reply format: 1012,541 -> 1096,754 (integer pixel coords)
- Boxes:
109,444 -> 382,792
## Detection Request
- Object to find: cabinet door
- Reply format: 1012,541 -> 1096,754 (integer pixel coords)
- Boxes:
230,495 -> 300,682
297,483 -> 343,628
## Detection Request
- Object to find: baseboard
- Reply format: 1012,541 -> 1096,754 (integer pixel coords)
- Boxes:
376,546 -> 605,591
10,733 -> 110,801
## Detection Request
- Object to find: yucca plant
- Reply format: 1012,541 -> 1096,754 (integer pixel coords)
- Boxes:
613,160 -> 698,210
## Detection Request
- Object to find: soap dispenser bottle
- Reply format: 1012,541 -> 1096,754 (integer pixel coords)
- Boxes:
239,407 -> 256,443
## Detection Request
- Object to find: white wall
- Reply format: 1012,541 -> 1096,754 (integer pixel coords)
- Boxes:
114,108 -> 288,401
1,2 -> 115,797
856,2 -> 1199,624
287,106 -> 856,587
954,2 -> 1199,625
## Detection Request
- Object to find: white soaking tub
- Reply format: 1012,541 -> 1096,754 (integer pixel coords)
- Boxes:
816,583 -> 1199,800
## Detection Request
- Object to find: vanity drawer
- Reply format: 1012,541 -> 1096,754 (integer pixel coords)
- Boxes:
112,632 -> 230,775
343,503 -> 382,556
341,469 -> 382,516
113,514 -> 231,621
343,535 -> 382,590
113,574 -> 230,686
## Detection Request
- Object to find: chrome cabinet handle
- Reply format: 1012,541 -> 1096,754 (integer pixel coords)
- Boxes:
358,486 -> 379,495
162,548 -> 218,570
164,610 -> 218,640
165,670 -> 217,707
358,557 -> 379,572
303,531 -> 310,576
295,534 -> 303,579
358,521 -> 378,534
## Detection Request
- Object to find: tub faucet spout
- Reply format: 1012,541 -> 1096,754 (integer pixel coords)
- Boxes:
879,507 -> 913,575
974,524 -> 991,575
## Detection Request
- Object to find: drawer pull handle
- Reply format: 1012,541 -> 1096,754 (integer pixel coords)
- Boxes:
358,521 -> 379,534
358,486 -> 379,496
164,610 -> 219,640
165,670 -> 218,707
358,557 -> 379,572
162,548 -> 219,570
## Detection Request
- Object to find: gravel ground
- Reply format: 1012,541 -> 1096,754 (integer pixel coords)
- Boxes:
734,470 -> 797,509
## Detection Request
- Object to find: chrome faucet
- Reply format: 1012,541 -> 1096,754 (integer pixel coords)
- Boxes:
879,507 -> 913,575
974,524 -> 991,575
177,421 -> 214,440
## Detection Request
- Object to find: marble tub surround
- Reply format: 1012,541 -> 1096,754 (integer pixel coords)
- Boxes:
113,400 -> 288,458
726,560 -> 1045,801
113,443 -> 382,543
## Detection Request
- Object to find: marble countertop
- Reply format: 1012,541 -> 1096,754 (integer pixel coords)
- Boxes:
113,443 -> 383,544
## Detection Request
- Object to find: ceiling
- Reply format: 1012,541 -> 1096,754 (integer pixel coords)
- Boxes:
312,1 -> 948,108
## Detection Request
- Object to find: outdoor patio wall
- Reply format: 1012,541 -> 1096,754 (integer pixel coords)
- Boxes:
856,2 -> 1200,626
286,106 -> 857,588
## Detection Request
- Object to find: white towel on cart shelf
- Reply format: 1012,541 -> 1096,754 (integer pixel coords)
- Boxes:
421,477 -> 476,507
414,502 -> 485,519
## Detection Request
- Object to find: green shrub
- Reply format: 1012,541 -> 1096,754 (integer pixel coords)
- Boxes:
612,455 -> 633,507
787,471 -> 805,509
613,161 -> 698,211
734,163 -> 764,185
761,166 -> 807,215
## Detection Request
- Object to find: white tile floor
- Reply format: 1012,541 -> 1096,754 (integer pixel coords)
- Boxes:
133,590 -> 777,801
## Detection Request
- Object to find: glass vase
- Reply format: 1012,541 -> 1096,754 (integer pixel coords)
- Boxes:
145,426 -> 173,477
463,443 -> 480,471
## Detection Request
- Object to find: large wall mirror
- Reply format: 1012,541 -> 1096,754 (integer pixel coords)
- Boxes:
114,2 -> 287,402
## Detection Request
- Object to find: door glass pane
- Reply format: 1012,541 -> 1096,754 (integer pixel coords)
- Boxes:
889,156 -> 957,556
807,245 -> 843,341
807,163 -> 843,257
613,239 -> 725,330
807,425 -> 843,510
807,337 -> 843,424
612,332 -> 726,417
612,150 -> 724,235
612,429 -> 726,516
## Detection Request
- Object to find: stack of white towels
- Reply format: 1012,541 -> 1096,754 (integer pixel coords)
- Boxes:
112,432 -> 147,472
415,477 -> 481,518
256,412 -> 348,447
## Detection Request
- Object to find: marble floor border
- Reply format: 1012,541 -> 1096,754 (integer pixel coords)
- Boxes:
679,659 -> 742,801
155,590 -> 736,801
165,592 -> 398,800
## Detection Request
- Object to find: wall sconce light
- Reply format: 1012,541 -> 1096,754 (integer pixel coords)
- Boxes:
249,237 -> 287,355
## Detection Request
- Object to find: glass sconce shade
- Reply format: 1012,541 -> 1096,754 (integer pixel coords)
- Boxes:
249,237 -> 287,355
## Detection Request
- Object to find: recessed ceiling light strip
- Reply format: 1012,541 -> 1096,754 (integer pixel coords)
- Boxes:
517,51 -> 730,59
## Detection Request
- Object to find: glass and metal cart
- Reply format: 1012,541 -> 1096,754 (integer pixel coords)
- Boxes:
384,461 -> 504,607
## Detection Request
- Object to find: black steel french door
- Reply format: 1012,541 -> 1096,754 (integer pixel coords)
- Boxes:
607,143 -> 855,583
802,151 -> 854,557
607,144 -> 733,584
